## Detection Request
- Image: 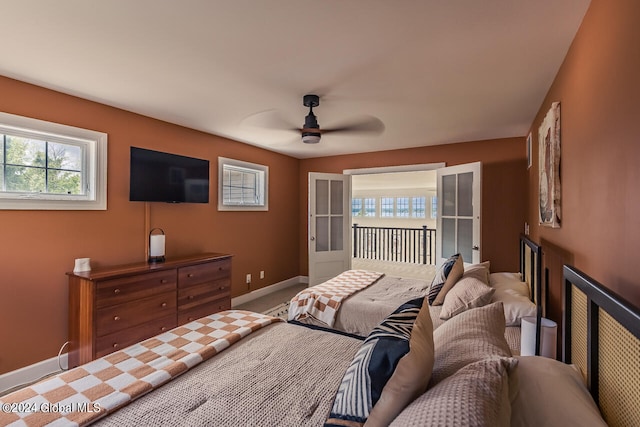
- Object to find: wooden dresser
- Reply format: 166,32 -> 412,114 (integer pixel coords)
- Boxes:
67,253 -> 232,368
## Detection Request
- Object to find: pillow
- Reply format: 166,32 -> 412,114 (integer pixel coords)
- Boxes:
325,297 -> 434,427
439,276 -> 495,320
463,260 -> 491,284
510,356 -> 607,427
490,272 -> 522,286
491,284 -> 536,327
431,301 -> 512,385
428,254 -> 463,306
390,357 -> 517,427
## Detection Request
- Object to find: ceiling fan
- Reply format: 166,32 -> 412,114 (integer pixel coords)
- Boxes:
242,94 -> 384,145
299,94 -> 384,144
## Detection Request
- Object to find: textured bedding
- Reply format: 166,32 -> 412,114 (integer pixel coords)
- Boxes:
93,322 -> 361,427
294,274 -> 522,354
295,274 -> 431,336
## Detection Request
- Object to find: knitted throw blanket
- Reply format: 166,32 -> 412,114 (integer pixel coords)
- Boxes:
289,270 -> 385,327
0,310 -> 282,427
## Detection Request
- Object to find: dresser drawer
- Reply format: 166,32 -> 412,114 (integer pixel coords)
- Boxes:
178,279 -> 230,310
96,291 -> 176,336
94,314 -> 177,358
96,270 -> 177,308
177,296 -> 231,324
179,258 -> 231,288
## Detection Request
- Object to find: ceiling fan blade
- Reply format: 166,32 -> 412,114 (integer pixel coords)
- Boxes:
241,109 -> 299,132
322,115 -> 385,135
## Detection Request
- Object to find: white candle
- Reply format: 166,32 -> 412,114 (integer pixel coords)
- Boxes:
149,234 -> 165,257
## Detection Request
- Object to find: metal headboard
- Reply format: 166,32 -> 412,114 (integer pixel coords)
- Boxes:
519,234 -> 543,355
563,265 -> 640,427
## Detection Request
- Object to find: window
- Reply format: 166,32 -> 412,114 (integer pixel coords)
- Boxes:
396,197 -> 409,217
352,198 -> 363,217
364,198 -> 376,217
218,157 -> 268,211
381,197 -> 394,217
431,196 -> 438,219
412,196 -> 426,218
0,112 -> 107,210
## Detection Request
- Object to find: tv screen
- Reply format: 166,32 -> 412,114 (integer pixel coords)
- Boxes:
129,147 -> 210,203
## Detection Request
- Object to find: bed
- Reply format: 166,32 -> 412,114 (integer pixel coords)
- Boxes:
2,261 -> 634,426
290,235 -> 543,355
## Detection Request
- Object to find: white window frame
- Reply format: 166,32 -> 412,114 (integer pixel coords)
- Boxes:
218,157 -> 268,211
0,112 -> 107,210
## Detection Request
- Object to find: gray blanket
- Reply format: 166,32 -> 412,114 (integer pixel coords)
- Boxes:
93,322 -> 360,427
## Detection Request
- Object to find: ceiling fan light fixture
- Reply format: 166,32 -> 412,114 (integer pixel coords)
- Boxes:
302,131 -> 321,144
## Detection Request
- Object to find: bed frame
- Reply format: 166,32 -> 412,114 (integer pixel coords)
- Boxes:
563,265 -> 640,427
519,234 -> 543,355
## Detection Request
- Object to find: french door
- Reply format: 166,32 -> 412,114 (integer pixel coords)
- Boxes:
308,172 -> 352,286
436,162 -> 482,265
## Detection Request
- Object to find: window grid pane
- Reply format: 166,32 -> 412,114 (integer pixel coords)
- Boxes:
396,197 -> 409,217
381,197 -> 394,217
223,166 -> 261,205
364,198 -> 376,217
1,134 -> 84,195
412,196 -> 426,218
352,198 -> 362,216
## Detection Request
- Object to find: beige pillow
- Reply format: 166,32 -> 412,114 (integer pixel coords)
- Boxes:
462,260 -> 491,284
510,356 -> 607,427
431,302 -> 512,385
430,255 -> 464,306
389,357 -> 517,427
439,276 -> 495,320
367,299 -> 435,427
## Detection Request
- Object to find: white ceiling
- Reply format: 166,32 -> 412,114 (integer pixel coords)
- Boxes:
1,1 -> 590,159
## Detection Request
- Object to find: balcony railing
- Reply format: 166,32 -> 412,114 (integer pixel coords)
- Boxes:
352,224 -> 436,265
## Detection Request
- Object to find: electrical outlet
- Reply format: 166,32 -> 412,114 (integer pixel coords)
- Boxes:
260,270 -> 265,279
246,273 -> 251,284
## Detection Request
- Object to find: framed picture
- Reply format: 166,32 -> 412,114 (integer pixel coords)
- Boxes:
526,132 -> 532,169
538,102 -> 561,228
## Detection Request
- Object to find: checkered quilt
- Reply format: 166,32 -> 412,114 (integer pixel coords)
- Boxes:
0,310 -> 282,427
288,270 -> 385,327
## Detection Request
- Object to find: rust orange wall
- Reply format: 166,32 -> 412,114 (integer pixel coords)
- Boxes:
0,76 -> 300,374
527,0 -> 640,319
299,137 -> 527,275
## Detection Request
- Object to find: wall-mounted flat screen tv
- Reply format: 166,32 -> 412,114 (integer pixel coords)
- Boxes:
129,147 -> 210,203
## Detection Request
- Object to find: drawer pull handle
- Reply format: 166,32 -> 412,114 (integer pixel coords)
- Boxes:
218,267 -> 223,271
188,295 -> 194,300
187,273 -> 194,278
161,279 -> 168,284
113,343 -> 119,348
113,316 -> 121,321
161,327 -> 167,332
114,289 -> 121,294
188,317 -> 194,321
219,286 -> 225,290
161,302 -> 167,308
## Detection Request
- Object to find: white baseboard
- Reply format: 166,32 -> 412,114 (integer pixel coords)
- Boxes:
232,275 -> 308,307
1,275 -> 311,396
0,353 -> 68,396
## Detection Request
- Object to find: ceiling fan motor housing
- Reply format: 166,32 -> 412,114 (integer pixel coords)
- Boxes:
302,94 -> 321,143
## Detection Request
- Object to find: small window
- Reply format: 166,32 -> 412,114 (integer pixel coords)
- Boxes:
218,157 -> 268,211
412,196 -> 426,218
364,198 -> 376,217
352,198 -> 363,217
396,197 -> 409,217
431,196 -> 438,219
381,197 -> 394,217
0,112 -> 107,210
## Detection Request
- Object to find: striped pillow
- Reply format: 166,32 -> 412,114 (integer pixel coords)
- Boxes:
428,254 -> 463,305
325,297 -> 434,427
